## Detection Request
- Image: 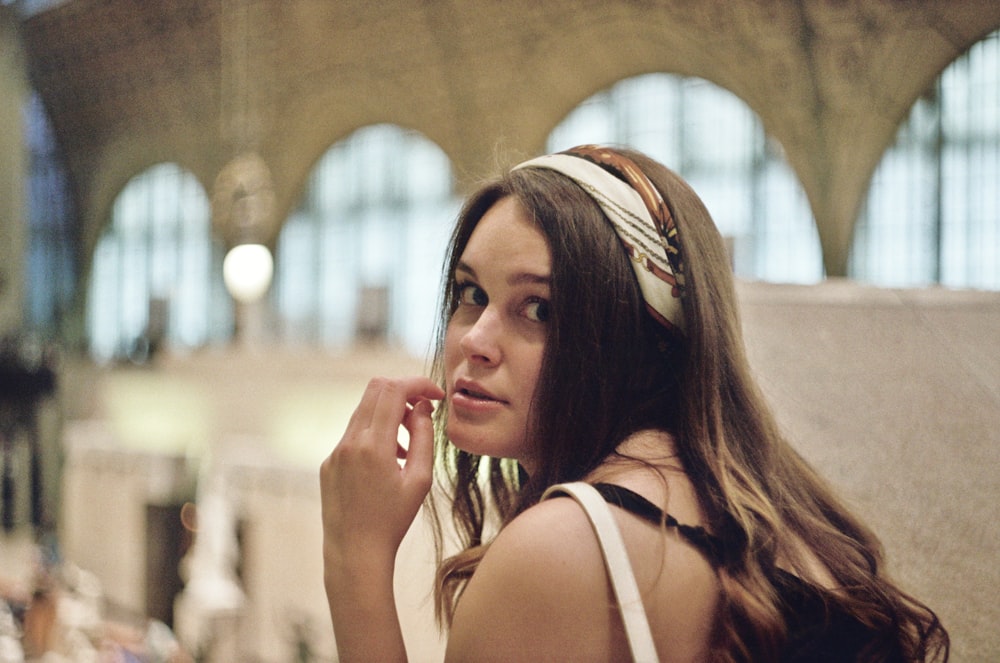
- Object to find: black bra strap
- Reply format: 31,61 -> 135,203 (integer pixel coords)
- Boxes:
592,483 -> 725,567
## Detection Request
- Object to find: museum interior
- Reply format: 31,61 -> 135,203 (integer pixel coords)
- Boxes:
0,0 -> 999,660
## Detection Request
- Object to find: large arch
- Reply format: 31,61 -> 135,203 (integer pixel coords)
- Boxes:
273,124 -> 458,357
86,162 -> 230,362
20,1 -> 1000,298
851,29 -> 1000,290
546,72 -> 822,284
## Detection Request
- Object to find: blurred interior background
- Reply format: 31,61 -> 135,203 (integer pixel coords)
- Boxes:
0,1 -> 998,661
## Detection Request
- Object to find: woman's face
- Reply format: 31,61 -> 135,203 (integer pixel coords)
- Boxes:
444,196 -> 551,474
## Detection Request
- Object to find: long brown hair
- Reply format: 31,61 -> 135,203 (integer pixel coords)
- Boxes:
428,148 -> 948,662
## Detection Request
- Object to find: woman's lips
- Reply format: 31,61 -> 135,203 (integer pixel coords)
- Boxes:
459,387 -> 498,401
451,380 -> 507,409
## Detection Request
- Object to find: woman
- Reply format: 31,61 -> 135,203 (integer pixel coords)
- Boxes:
320,145 -> 949,662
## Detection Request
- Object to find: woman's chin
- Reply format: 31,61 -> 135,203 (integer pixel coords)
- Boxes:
445,418 -> 526,466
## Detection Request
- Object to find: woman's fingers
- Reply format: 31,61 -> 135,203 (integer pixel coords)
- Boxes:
342,375 -> 387,434
332,375 -> 443,483
368,376 -> 442,446
341,376 -> 442,456
401,399 -> 435,488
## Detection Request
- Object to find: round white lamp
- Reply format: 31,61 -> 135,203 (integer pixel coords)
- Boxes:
223,243 -> 273,303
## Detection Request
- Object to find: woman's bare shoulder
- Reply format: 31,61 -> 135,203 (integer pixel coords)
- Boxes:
445,496 -> 624,662
444,479 -> 721,662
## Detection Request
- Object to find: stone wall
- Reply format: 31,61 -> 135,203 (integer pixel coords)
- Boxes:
740,280 -> 1000,661
0,8 -> 26,335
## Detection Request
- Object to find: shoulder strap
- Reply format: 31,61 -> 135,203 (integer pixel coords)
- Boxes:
593,483 -> 725,567
542,481 -> 660,663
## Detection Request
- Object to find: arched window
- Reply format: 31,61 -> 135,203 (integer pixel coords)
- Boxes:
548,73 -> 821,284
274,124 -> 458,356
87,163 -> 231,362
23,92 -> 77,337
852,29 -> 1000,290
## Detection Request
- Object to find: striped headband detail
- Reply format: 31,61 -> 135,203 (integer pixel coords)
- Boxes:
513,145 -> 686,334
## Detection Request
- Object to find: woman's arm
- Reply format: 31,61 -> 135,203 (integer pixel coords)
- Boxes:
320,376 -> 444,663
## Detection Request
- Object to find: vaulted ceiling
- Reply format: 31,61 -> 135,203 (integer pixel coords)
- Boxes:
11,0 -> 1000,277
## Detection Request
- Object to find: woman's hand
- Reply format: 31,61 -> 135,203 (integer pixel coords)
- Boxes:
320,376 -> 444,663
321,375 -> 444,568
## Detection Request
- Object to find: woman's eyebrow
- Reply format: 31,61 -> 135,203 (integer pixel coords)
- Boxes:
455,260 -> 550,288
456,261 -> 549,285
507,272 -> 551,287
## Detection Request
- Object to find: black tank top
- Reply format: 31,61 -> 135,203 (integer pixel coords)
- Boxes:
592,483 -> 901,662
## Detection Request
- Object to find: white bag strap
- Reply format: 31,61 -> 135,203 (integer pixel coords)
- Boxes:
542,481 -> 660,663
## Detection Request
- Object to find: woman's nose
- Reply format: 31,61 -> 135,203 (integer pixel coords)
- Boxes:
459,308 -> 502,365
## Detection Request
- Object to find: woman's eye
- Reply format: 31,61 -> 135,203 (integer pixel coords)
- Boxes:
456,283 -> 488,307
524,299 -> 549,323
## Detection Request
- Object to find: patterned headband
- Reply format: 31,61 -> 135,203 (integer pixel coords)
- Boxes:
513,145 -> 686,334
